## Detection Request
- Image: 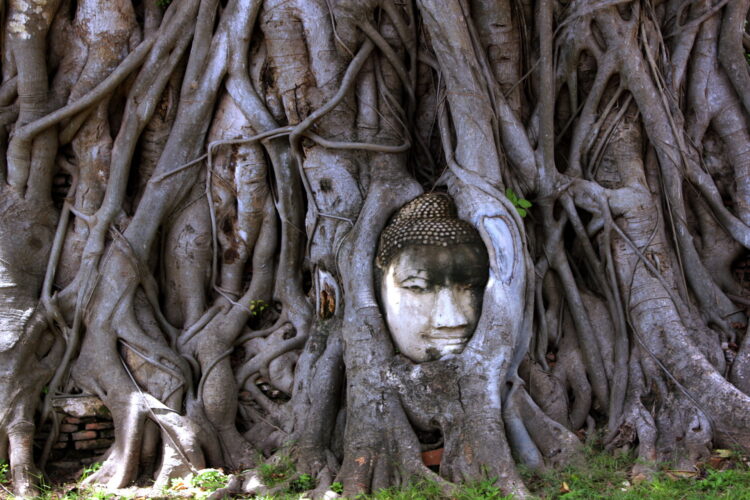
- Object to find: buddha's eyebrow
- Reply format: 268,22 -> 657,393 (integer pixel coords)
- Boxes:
393,269 -> 429,281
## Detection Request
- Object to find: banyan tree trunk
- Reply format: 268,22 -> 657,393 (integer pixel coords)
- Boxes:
0,0 -> 749,497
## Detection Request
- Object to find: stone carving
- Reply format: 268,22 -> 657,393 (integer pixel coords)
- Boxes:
377,193 -> 489,362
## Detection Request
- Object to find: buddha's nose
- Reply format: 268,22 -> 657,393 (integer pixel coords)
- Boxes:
433,287 -> 469,329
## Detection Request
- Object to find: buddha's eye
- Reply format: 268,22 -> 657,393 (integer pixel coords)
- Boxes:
399,278 -> 430,292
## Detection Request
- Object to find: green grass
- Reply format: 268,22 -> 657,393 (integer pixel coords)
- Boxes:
5,448 -> 750,499
365,479 -> 447,500
365,478 -> 512,500
258,456 -> 297,487
521,447 -> 635,499
360,447 -> 750,499
520,446 -> 750,500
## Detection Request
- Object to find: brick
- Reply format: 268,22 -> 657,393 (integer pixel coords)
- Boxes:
99,430 -> 115,439
421,448 -> 443,467
74,438 -> 113,451
63,417 -> 83,424
85,422 -> 113,431
53,442 -> 68,449
60,424 -> 79,433
71,430 -> 97,441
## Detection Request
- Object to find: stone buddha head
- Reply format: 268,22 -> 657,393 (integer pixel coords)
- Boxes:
376,194 -> 489,362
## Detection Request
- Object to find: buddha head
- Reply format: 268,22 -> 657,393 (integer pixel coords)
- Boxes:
376,194 -> 489,362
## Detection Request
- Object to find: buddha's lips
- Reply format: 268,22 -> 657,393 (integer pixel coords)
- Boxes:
423,334 -> 469,343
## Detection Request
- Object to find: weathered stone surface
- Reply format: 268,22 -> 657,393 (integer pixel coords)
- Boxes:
52,396 -> 110,418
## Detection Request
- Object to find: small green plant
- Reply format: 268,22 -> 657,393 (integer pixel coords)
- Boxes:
191,468 -> 229,490
0,461 -> 8,484
505,188 -> 532,217
79,462 -> 102,481
30,471 -> 53,499
157,0 -> 172,7
259,458 -> 294,487
59,491 -> 83,500
289,472 -> 315,493
165,469 -> 229,499
330,481 -> 343,494
250,299 -> 269,317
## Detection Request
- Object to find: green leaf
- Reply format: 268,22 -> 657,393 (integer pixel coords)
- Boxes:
517,208 -> 527,218
518,199 -> 532,208
191,468 -> 229,490
0,461 -> 8,484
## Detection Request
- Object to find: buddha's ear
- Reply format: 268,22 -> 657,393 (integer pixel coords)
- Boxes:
373,265 -> 385,301
374,249 -> 408,330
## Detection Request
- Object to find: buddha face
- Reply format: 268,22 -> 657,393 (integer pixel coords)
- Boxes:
380,243 -> 489,362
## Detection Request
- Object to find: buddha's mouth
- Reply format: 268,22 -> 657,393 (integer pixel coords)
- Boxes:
425,334 -> 469,344
425,327 -> 471,339
419,333 -> 472,360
